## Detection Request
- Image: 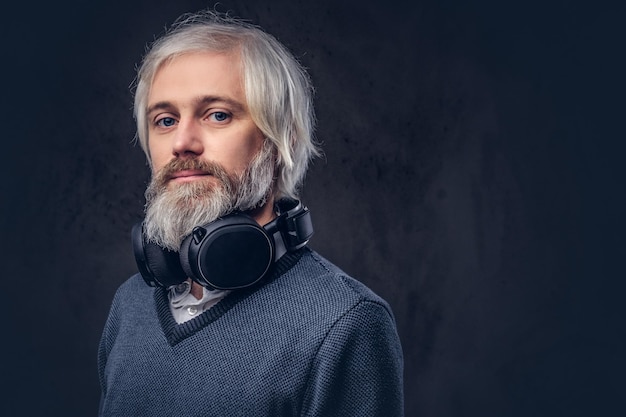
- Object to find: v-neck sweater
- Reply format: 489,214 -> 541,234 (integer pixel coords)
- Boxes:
98,248 -> 404,416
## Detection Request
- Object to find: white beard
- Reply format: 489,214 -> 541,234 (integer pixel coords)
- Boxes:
143,141 -> 275,250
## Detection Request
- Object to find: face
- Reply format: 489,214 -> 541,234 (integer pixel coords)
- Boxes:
141,51 -> 276,250
146,51 -> 265,187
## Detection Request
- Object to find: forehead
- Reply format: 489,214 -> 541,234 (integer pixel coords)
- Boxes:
148,51 -> 245,107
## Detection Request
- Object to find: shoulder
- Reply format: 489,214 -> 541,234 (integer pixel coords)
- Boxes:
293,251 -> 404,415
265,248 -> 397,325
294,249 -> 392,305
111,273 -> 153,301
100,274 -> 162,344
105,273 -> 156,320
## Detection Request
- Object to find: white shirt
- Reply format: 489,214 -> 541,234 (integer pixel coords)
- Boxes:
168,279 -> 229,324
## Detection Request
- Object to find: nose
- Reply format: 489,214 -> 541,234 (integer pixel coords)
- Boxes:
172,119 -> 204,158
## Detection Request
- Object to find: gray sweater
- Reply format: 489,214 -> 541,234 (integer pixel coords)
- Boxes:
98,248 -> 404,416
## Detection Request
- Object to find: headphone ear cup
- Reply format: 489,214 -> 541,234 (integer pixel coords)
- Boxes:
132,222 -> 187,288
181,215 -> 274,290
143,241 -> 188,287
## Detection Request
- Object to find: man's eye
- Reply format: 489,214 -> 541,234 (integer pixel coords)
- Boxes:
210,112 -> 230,122
156,117 -> 176,127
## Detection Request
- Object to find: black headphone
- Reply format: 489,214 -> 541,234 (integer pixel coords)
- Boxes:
132,198 -> 313,290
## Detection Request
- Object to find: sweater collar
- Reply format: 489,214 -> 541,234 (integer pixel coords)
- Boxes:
154,248 -> 306,346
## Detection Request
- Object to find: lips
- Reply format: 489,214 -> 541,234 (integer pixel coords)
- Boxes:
168,170 -> 212,182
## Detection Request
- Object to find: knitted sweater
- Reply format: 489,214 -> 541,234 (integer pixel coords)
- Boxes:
98,248 -> 404,416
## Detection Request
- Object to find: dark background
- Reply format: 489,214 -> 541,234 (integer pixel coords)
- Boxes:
2,0 -> 624,416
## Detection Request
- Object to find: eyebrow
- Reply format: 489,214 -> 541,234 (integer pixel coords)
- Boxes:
146,95 -> 246,117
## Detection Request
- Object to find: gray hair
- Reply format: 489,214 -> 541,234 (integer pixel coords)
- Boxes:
133,10 -> 320,199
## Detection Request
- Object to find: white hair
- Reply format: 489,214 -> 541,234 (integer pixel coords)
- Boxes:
133,10 -> 320,199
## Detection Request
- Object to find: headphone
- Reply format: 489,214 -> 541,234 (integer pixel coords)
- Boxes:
132,198 -> 313,290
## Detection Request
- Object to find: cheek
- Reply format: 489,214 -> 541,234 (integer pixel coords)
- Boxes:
238,143 -> 264,170
220,129 -> 265,170
148,144 -> 169,174
150,159 -> 162,175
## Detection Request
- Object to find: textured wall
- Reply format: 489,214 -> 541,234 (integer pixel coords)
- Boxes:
2,0 -> 625,416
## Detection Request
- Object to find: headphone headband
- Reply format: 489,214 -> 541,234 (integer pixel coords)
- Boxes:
266,198 -> 314,252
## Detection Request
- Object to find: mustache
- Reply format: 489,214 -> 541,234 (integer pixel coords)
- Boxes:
153,157 -> 231,188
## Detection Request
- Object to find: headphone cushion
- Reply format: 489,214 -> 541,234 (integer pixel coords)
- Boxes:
143,240 -> 188,287
178,233 -> 194,281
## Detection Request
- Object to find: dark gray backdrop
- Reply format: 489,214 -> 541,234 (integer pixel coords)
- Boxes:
2,0 -> 624,416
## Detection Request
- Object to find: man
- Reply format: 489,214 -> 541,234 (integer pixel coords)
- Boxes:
98,10 -> 404,416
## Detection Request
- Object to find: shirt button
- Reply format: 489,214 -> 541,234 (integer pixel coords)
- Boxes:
187,306 -> 198,315
175,282 -> 189,295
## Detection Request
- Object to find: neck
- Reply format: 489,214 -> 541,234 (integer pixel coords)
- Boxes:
190,281 -> 204,300
246,197 -> 276,226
